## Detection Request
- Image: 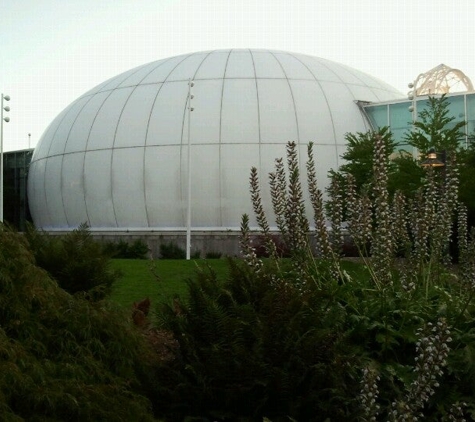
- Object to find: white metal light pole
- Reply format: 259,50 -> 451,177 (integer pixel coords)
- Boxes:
0,94 -> 11,223
186,80 -> 194,260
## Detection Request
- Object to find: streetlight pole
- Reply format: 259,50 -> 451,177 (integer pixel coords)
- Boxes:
186,80 -> 194,260
1,94 -> 11,223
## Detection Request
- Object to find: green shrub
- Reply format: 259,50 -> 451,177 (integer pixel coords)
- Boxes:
155,260 -> 356,421
25,223 -> 119,299
105,238 -> 150,259
159,241 -> 186,259
0,226 -> 156,421
204,251 -> 222,259
153,136 -> 475,421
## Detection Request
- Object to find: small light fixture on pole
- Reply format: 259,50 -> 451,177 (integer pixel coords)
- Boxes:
0,93 -> 11,223
28,133 -> 31,149
420,148 -> 445,168
186,80 -> 194,260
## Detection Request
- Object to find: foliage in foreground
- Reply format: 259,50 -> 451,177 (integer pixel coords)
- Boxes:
24,223 -> 120,299
0,227 -> 156,421
154,129 -> 475,421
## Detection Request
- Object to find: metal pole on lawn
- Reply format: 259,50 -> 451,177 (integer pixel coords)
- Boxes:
186,80 -> 194,260
1,94 -> 11,223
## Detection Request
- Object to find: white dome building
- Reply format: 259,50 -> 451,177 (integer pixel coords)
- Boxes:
28,49 -> 403,233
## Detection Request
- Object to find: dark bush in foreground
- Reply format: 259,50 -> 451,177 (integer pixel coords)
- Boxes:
154,260 -> 357,421
0,227 -> 156,421
25,223 -> 119,299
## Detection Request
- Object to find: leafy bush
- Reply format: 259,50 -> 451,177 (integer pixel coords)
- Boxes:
204,251 -> 222,259
0,226 -> 156,421
154,134 -> 475,421
105,238 -> 150,259
155,260 -> 356,421
25,223 -> 119,299
159,241 -> 186,259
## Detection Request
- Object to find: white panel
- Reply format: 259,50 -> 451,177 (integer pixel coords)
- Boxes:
114,84 -> 161,148
221,79 -> 259,143
62,152 -> 88,228
194,51 -> 230,80
225,50 -> 255,78
252,51 -> 286,78
372,88 -> 404,102
220,144 -> 259,227
167,52 -> 210,82
273,53 -> 314,80
295,56 -> 341,82
49,97 -> 90,156
146,81 -> 187,146
183,144 -> 220,227
112,148 -> 148,227
33,106 -> 72,160
87,87 -> 134,151
289,80 -> 334,143
44,156 -> 68,226
258,79 -> 298,142
28,160 -> 49,227
320,81 -> 366,144
144,145 -> 183,227
346,84 -> 381,103
84,150 -> 116,227
324,61 -> 366,85
118,62 -> 162,87
141,55 -> 190,84
65,91 -> 110,153
99,68 -> 140,92
189,80 -> 222,144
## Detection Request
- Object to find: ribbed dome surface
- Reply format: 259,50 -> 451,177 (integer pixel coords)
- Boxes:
28,49 -> 403,230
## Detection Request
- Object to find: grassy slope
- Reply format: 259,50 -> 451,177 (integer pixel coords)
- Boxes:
110,258 -> 230,308
110,258 -> 370,310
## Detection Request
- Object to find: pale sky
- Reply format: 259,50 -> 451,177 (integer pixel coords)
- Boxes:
1,0 -> 474,151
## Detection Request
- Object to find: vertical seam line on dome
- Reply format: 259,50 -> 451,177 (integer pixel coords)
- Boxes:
109,87 -> 141,228
136,60 -> 178,228
104,63 -> 163,228
60,95 -> 97,228
81,89 -> 119,228
218,50 -> 233,227
270,51 -> 301,160
248,49 -> 262,193
143,55 -> 190,227
177,51 -> 214,229
290,55 -> 340,167
41,102 -> 79,228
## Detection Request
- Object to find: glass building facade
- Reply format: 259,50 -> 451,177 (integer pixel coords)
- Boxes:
3,149 -> 33,230
362,92 -> 475,150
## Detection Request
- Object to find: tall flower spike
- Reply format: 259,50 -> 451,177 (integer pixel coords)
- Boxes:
239,214 -> 263,273
359,366 -> 381,421
326,172 -> 343,256
249,167 -> 278,260
370,133 -> 393,286
269,157 -> 288,239
284,142 -> 309,254
306,142 -> 332,259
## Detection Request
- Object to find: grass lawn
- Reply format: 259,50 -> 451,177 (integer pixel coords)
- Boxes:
110,258 -> 231,309
110,257 -> 371,311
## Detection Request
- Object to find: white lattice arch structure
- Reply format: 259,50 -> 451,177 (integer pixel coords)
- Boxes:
413,64 -> 474,96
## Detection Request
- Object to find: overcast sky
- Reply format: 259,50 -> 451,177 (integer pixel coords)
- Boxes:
2,0 -> 474,151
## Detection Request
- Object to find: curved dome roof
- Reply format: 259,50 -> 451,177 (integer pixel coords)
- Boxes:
28,49 -> 403,231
